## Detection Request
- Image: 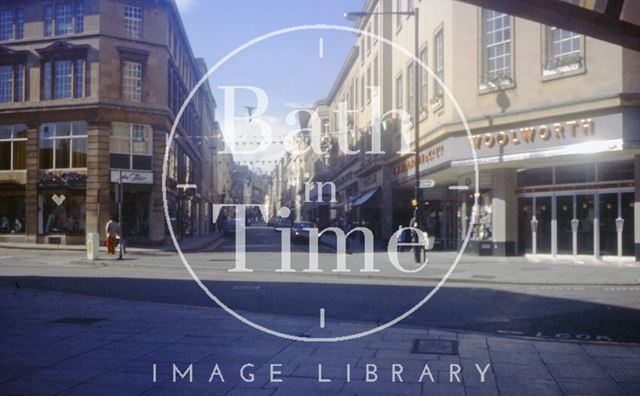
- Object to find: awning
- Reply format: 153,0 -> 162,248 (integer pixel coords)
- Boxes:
352,187 -> 379,207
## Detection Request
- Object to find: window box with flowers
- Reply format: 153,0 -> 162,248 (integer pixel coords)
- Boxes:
479,72 -> 514,92
542,54 -> 583,77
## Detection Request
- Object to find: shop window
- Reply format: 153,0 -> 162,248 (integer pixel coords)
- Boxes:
39,121 -> 87,169
480,9 -> 513,90
555,163 -> 595,184
517,167 -> 553,187
0,192 -> 25,234
464,190 -> 492,241
41,191 -> 85,234
110,122 -> 152,170
597,160 -> 634,182
0,124 -> 26,170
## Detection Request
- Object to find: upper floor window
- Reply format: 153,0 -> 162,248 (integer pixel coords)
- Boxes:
124,5 -> 143,39
0,64 -> 25,103
366,65 -> 371,103
407,62 -> 415,120
395,72 -> 403,111
41,58 -> 85,100
55,3 -> 73,35
543,27 -> 583,77
432,28 -> 444,110
0,124 -> 26,171
0,9 -> 24,41
110,122 -> 152,170
44,2 -> 84,37
123,61 -> 142,101
418,45 -> 428,115
480,9 -> 513,90
39,121 -> 88,169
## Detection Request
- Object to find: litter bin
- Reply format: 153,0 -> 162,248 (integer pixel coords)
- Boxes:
87,233 -> 99,260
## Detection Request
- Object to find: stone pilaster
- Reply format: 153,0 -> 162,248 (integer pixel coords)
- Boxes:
491,168 -> 518,256
381,165 -> 394,241
85,122 -> 111,241
24,124 -> 39,243
149,127 -> 167,243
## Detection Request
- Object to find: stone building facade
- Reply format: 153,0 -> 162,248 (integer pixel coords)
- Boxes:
0,0 -> 220,245
269,0 -> 640,261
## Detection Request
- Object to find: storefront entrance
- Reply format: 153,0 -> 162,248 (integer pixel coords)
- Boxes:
518,190 -> 634,258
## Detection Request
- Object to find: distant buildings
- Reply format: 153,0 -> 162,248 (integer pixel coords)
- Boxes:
267,0 -> 640,260
0,0 -> 233,245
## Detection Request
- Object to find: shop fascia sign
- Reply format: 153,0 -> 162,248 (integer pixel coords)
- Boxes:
110,170 -> 153,184
471,119 -> 594,150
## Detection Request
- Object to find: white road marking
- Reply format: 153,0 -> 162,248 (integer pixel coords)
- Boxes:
320,308 -> 325,328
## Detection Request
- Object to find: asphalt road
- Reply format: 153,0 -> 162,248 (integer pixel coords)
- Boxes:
1,226 -> 639,344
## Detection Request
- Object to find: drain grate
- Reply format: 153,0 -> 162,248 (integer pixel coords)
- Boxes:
412,339 -> 458,355
52,317 -> 105,325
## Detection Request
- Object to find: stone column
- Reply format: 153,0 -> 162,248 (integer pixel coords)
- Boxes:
149,126 -> 167,243
24,123 -> 39,243
86,122 -> 111,241
491,168 -> 518,256
635,154 -> 640,261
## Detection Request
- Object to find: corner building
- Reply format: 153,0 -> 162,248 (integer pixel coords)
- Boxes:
314,0 -> 640,261
0,0 -> 215,245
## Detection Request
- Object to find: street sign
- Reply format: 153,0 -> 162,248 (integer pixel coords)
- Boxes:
419,179 -> 435,189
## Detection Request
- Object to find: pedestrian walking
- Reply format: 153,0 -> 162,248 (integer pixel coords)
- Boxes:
105,216 -> 121,255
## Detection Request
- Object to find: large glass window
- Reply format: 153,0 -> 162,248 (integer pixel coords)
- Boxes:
124,5 -> 143,39
0,64 -> 24,103
0,192 -> 25,234
42,59 -> 85,100
123,61 -> 142,101
110,123 -> 152,170
41,191 -> 85,234
55,3 -> 73,35
0,10 -> 13,41
54,60 -> 73,99
39,121 -> 87,169
481,9 -> 512,88
0,65 -> 12,103
544,27 -> 583,76
0,124 -> 26,171
517,167 -> 553,187
598,161 -> 634,181
75,1 -> 84,33
555,163 -> 596,184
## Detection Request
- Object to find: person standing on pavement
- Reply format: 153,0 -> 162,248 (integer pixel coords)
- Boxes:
105,216 -> 121,255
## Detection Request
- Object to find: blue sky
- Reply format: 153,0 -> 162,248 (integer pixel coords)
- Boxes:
175,0 -> 366,171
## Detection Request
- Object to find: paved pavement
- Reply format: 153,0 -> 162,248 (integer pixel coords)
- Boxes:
1,286 -> 639,395
0,232 -> 224,255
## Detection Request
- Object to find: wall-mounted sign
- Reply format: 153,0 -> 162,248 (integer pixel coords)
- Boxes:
471,119 -> 594,150
110,170 -> 153,184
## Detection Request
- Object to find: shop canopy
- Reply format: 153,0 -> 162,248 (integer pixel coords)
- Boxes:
351,187 -> 380,207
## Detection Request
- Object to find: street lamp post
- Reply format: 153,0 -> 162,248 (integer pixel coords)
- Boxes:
345,6 -> 421,262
